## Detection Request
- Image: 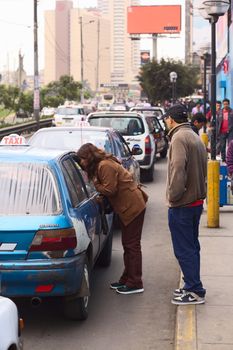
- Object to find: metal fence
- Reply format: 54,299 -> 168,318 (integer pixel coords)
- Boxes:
0,118 -> 53,138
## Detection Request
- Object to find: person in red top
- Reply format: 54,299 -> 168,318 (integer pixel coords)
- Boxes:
217,98 -> 233,162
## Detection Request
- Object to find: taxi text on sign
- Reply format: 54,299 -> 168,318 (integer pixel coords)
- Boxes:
0,134 -> 27,146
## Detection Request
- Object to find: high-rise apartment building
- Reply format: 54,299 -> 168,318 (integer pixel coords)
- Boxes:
98,0 -> 140,85
44,0 -> 111,90
185,0 -> 193,64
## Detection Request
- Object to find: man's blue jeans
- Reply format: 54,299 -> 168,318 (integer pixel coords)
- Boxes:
168,205 -> 206,297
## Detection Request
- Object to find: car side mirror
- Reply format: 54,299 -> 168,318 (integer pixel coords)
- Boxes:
131,145 -> 143,155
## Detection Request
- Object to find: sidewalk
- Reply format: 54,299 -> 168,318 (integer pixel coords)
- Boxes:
175,205 -> 233,350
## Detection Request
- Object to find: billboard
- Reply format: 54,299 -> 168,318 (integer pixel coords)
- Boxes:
141,50 -> 150,65
127,5 -> 181,35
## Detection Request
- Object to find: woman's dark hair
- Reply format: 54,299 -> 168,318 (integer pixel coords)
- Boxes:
76,143 -> 120,180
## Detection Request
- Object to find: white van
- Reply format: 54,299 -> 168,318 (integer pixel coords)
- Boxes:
87,112 -> 156,181
0,297 -> 23,350
53,103 -> 85,127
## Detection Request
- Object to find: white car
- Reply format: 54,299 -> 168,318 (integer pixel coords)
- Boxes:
53,104 -> 85,127
97,102 -> 111,111
40,107 -> 55,117
87,112 -> 156,181
0,297 -> 23,350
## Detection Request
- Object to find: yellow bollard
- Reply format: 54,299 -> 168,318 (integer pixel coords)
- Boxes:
201,133 -> 209,148
207,160 -> 220,228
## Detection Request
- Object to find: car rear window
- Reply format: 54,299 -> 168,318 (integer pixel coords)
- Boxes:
57,107 -> 84,115
30,130 -> 113,153
89,117 -> 145,136
0,163 -> 61,215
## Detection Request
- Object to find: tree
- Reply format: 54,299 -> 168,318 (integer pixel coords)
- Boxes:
40,75 -> 83,108
138,59 -> 200,104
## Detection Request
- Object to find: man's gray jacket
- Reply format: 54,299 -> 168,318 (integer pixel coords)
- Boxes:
166,123 -> 207,207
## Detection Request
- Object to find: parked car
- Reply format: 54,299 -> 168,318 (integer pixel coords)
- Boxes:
0,296 -> 23,350
97,102 -> 111,111
145,115 -> 168,159
40,107 -> 55,117
0,145 -> 113,320
129,106 -> 165,119
87,112 -> 156,181
53,103 -> 85,127
29,126 -> 141,183
110,103 -> 129,111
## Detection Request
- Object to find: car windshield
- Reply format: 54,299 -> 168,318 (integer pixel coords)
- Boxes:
89,117 -> 144,136
57,107 -> 84,115
0,163 -> 61,215
30,130 -> 113,153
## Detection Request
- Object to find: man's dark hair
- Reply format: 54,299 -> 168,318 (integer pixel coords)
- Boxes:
216,100 -> 222,105
191,113 -> 207,124
223,98 -> 230,104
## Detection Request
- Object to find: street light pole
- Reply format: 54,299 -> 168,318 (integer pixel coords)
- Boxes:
199,0 -> 230,228
210,16 -> 217,160
33,0 -> 40,129
169,71 -> 178,105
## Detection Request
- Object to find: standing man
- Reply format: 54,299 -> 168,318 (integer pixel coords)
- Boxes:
164,104 -> 207,305
217,98 -> 233,162
190,113 -> 207,135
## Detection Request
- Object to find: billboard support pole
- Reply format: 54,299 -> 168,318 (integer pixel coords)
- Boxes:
152,34 -> 158,61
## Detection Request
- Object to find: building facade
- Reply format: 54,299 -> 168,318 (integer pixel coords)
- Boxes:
44,0 -> 111,91
98,0 -> 140,85
216,7 -> 232,104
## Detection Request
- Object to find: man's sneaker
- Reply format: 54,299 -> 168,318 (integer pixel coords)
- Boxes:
173,288 -> 187,297
110,282 -> 125,290
172,292 -> 205,305
116,285 -> 144,295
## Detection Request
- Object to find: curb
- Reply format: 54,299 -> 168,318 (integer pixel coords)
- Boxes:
174,276 -> 197,350
174,304 -> 197,350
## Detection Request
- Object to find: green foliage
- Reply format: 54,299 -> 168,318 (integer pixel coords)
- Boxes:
138,59 -> 200,104
41,75 -> 83,107
0,75 -> 89,124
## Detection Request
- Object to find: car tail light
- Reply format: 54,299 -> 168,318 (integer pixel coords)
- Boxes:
29,228 -> 77,251
35,284 -> 54,293
145,135 -> 152,154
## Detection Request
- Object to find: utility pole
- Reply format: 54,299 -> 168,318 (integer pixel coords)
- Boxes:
96,18 -> 100,92
34,0 -> 40,129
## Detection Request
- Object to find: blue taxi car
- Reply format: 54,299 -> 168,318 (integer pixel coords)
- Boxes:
0,146 -> 113,320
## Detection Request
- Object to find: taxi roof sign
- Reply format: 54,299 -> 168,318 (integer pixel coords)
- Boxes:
0,134 -> 27,146
74,121 -> 90,127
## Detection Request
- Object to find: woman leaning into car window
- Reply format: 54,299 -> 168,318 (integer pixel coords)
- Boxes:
76,143 -> 148,295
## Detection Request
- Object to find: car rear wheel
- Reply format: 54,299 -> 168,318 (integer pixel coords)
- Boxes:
160,148 -> 168,158
143,163 -> 154,182
97,229 -> 113,267
63,258 -> 90,321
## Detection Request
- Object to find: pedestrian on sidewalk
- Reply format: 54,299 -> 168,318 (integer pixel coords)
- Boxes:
76,143 -> 148,295
164,104 -> 207,305
216,98 -> 233,162
190,113 -> 207,135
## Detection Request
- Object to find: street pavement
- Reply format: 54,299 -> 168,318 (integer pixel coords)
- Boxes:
175,204 -> 233,350
18,159 -> 180,350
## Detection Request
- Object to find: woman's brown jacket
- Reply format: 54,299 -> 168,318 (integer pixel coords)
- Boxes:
93,159 -> 147,226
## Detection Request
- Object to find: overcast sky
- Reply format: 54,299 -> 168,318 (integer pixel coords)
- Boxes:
0,0 -> 209,75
